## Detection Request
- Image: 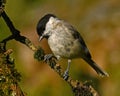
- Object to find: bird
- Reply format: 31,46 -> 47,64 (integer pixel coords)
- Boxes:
36,14 -> 109,79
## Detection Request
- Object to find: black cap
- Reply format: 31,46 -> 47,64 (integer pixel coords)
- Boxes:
36,14 -> 56,36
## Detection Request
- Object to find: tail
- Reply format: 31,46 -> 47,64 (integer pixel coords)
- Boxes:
83,57 -> 109,77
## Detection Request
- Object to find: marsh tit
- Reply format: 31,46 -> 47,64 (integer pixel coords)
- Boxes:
36,14 -> 109,78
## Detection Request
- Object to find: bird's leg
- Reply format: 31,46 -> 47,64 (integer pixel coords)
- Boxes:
63,59 -> 71,80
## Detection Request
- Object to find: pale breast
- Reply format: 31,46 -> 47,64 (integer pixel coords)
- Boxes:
48,25 -> 83,59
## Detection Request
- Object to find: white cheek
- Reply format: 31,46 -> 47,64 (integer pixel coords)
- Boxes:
46,22 -> 53,29
45,24 -> 53,35
45,23 -> 54,35
46,17 -> 55,29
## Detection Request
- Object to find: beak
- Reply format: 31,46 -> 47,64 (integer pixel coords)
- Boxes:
39,36 -> 44,41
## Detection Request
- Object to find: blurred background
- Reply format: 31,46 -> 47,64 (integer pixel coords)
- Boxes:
0,0 -> 120,96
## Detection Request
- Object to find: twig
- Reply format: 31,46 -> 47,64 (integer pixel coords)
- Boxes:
1,11 -> 37,51
0,0 -> 6,16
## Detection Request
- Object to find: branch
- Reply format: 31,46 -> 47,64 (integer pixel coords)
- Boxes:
0,8 -> 99,96
1,11 -> 37,52
0,0 -> 6,16
0,43 -> 26,96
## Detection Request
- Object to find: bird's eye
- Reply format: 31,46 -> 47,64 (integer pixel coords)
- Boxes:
37,27 -> 45,36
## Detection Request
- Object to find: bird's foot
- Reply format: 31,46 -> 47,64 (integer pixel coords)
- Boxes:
44,54 -> 56,62
63,70 -> 69,80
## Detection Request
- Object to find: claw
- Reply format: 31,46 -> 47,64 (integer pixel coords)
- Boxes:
44,54 -> 53,61
44,54 -> 57,62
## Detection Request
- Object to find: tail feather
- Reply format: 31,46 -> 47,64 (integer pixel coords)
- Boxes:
83,57 -> 109,77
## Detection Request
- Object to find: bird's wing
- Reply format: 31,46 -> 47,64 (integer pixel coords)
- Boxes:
63,21 -> 92,58
73,29 -> 91,58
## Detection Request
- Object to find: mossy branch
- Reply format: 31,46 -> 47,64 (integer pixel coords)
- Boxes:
0,43 -> 26,96
0,2 -> 99,96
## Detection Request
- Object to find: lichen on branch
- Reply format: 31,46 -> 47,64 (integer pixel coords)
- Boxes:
0,43 -> 25,96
